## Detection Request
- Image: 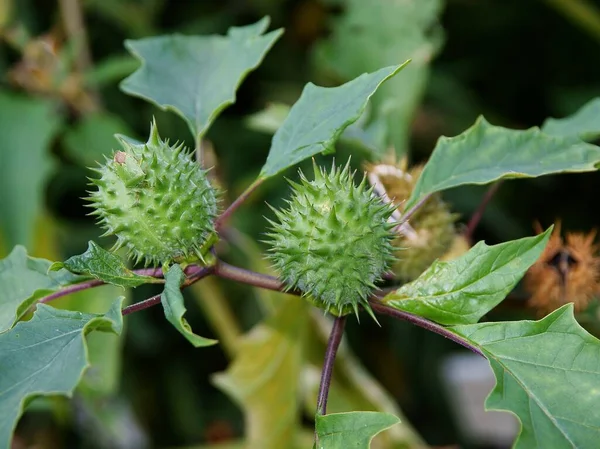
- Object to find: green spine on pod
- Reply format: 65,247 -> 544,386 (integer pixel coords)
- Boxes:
266,159 -> 396,318
366,160 -> 458,281
87,121 -> 219,266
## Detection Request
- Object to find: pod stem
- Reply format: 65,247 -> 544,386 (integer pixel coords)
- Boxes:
316,315 -> 347,416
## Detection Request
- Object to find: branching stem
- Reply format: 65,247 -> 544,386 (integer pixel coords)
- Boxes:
214,259 -> 292,293
38,258 -> 483,358
397,193 -> 432,228
368,300 -> 483,356
215,178 -> 264,231
316,315 -> 347,415
464,181 -> 503,242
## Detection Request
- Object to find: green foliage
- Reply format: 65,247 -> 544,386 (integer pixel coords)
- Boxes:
266,161 -> 395,317
405,116 -> 600,209
384,229 -> 552,325
451,305 -> 600,448
0,298 -> 124,449
161,264 -> 216,347
0,91 -> 62,249
213,298 -> 308,449
121,17 -> 282,139
4,6 -> 600,449
314,411 -> 400,449
313,0 -> 444,156
0,246 -> 83,332
542,97 -> 600,141
259,63 -> 408,178
50,241 -> 161,287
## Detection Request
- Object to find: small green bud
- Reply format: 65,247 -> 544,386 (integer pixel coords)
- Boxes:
266,159 -> 396,318
87,121 -> 219,266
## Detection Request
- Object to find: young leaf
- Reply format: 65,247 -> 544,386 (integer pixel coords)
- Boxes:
259,62 -> 409,178
120,17 -> 282,139
50,241 -> 160,288
451,305 -> 600,449
161,264 -> 216,347
384,229 -> 552,325
213,298 -> 308,449
405,116 -> 600,209
0,91 -> 62,249
542,97 -> 600,141
0,246 -> 84,333
314,411 -> 400,449
0,298 -> 124,449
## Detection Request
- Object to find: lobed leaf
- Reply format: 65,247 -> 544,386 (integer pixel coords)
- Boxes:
384,229 -> 552,325
259,63 -> 409,178
0,298 -> 124,449
246,102 -> 386,158
213,298 -> 308,449
120,17 -> 282,139
312,0 -> 444,156
50,241 -> 160,288
405,116 -> 600,209
314,411 -> 400,449
542,97 -> 600,141
451,305 -> 600,448
0,246 -> 84,333
161,264 -> 216,347
0,91 -> 62,249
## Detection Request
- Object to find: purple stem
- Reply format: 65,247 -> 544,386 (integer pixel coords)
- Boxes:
215,178 -> 264,232
121,266 -> 213,315
210,262 -> 483,357
214,260 -> 292,293
39,278 -> 105,303
464,181 -> 503,242
316,315 -> 347,416
368,300 -> 483,357
122,293 -> 161,315
398,193 -> 432,226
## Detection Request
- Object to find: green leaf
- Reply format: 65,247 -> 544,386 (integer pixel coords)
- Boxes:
302,314 -> 426,447
213,298 -> 308,449
161,264 -> 216,347
314,411 -> 400,449
384,229 -> 552,325
542,97 -> 600,141
120,17 -> 282,138
0,91 -> 62,248
0,298 -> 124,449
451,305 -> 600,449
259,63 -> 408,178
0,246 -> 84,333
405,116 -> 600,209
50,241 -> 160,288
313,0 -> 444,156
56,284 -> 130,396
246,102 -> 386,158
62,112 -> 135,166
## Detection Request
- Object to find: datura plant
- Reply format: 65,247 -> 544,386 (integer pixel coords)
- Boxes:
4,16 -> 600,449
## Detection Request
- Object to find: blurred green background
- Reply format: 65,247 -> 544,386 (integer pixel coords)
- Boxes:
3,0 -> 600,448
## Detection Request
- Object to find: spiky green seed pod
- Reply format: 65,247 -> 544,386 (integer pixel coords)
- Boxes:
266,160 -> 396,318
365,160 -> 459,281
87,121 -> 218,266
